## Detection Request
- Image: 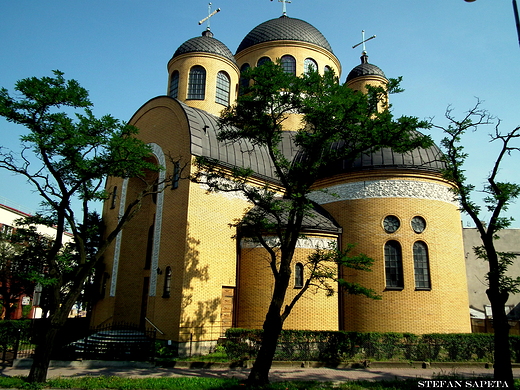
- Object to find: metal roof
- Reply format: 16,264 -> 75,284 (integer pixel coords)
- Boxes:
236,16 -> 333,54
172,31 -> 236,64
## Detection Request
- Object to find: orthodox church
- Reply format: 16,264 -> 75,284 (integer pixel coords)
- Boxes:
90,7 -> 471,353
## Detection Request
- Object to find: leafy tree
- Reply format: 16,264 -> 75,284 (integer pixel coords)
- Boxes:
195,62 -> 432,385
435,100 -> 520,386
0,71 -> 161,383
0,223 -> 49,319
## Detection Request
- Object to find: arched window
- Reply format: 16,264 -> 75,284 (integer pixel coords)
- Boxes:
216,71 -> 230,106
304,58 -> 318,74
187,66 -> 206,100
324,65 -> 332,73
169,71 -> 179,98
281,55 -> 296,75
162,266 -> 172,298
257,56 -> 271,67
239,63 -> 250,95
294,263 -> 304,288
384,240 -> 403,289
413,241 -> 431,289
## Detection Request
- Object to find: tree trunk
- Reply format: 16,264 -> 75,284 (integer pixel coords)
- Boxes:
27,319 -> 59,383
247,308 -> 284,385
247,264 -> 292,385
486,288 -> 514,387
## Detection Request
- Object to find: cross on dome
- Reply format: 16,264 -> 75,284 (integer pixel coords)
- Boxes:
352,30 -> 376,56
198,2 -> 221,31
270,0 -> 291,16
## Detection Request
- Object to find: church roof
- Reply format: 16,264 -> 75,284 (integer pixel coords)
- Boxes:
178,100 -> 297,184
172,31 -> 236,64
324,133 -> 446,174
242,199 -> 342,235
236,16 -> 333,54
346,53 -> 386,82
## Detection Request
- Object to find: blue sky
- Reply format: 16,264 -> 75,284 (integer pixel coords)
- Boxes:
1,0 -> 519,227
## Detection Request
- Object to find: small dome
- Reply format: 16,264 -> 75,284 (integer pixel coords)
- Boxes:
173,30 -> 236,64
236,16 -> 333,54
346,53 -> 386,82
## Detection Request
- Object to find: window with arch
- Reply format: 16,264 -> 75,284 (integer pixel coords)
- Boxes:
304,58 -> 318,74
169,71 -> 179,98
384,240 -> 403,289
324,65 -> 332,73
257,56 -> 271,67
239,63 -> 250,95
216,71 -> 230,106
281,55 -> 296,75
294,263 -> 304,288
187,66 -> 206,100
413,241 -> 431,289
162,266 -> 172,298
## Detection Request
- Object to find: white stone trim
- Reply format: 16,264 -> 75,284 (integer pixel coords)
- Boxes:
109,143 -> 166,297
110,177 -> 128,297
307,180 -> 458,206
149,143 -> 166,297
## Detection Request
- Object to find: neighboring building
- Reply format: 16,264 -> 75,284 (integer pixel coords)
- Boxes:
464,228 -> 520,320
90,12 -> 471,353
0,200 -> 74,319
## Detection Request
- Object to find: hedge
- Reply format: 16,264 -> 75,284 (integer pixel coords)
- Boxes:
224,328 -> 518,363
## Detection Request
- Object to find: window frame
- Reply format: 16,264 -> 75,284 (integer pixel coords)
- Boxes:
413,241 -> 431,290
384,240 -> 404,290
187,65 -> 206,100
215,71 -> 230,106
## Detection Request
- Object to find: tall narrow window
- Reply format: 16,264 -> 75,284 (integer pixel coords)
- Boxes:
172,162 -> 180,190
239,63 -> 250,95
216,71 -> 230,106
169,71 -> 179,98
294,263 -> 304,288
280,55 -> 296,75
144,222 -> 154,270
187,66 -> 206,100
384,240 -> 403,289
162,266 -> 172,298
413,241 -> 431,289
110,186 -> 118,209
304,58 -> 318,74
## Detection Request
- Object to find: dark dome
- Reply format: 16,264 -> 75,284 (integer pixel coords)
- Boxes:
236,16 -> 333,54
173,31 -> 236,64
325,133 -> 446,175
346,54 -> 386,82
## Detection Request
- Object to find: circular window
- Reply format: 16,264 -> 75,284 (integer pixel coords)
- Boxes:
383,215 -> 400,233
411,216 -> 426,233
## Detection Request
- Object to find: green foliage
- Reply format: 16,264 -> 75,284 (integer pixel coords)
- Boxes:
224,328 -> 502,363
0,71 -> 163,382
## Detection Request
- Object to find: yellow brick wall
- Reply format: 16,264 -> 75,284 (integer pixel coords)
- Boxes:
176,181 -> 250,341
318,176 -> 471,334
236,239 -> 340,331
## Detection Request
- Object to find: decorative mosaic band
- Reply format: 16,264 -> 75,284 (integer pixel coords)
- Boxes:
241,236 -> 337,249
307,180 -> 458,206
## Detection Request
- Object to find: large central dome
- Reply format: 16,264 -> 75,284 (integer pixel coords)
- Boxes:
236,15 -> 333,54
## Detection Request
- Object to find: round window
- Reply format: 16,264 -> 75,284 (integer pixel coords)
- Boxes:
383,215 -> 400,233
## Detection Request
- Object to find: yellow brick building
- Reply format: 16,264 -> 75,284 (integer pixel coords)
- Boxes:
90,13 -> 470,354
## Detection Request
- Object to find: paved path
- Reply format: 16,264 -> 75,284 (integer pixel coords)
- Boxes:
1,363 -> 518,383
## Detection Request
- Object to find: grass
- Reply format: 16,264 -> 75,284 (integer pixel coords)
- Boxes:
1,376 -> 518,390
